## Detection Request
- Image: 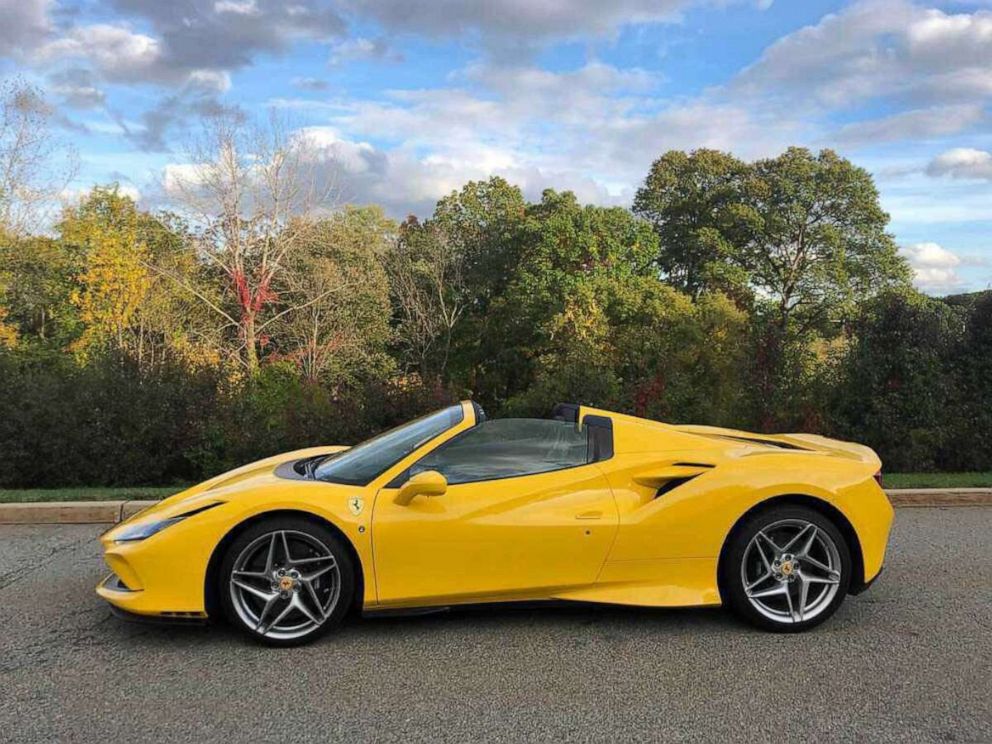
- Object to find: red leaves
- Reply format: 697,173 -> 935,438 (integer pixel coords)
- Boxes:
633,373 -> 667,418
230,269 -> 279,320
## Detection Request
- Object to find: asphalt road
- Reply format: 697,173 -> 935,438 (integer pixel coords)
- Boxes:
0,509 -> 989,743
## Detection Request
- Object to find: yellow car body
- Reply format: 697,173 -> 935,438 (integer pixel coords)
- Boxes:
97,401 -> 893,627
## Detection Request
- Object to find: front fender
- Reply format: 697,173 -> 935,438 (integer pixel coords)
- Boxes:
99,478 -> 375,615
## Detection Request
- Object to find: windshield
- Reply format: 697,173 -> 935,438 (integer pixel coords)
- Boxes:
314,404 -> 464,485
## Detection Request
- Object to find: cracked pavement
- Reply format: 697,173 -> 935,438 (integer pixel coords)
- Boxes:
0,508 -> 990,742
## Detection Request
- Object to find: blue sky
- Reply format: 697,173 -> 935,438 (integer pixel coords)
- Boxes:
2,0 -> 991,294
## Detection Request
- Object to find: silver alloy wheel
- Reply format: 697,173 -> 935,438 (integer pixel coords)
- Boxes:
740,519 -> 842,625
229,529 -> 341,641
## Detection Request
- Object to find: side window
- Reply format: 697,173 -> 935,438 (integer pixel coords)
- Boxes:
411,419 -> 589,485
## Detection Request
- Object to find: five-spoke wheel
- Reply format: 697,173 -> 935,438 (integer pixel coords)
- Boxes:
220,517 -> 354,646
721,505 -> 851,632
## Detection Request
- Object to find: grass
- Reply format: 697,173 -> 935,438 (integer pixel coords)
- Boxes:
883,472 -> 992,489
0,486 -> 185,504
1,473 -> 991,503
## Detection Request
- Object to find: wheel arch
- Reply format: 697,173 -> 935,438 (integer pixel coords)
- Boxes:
203,509 -> 365,620
716,494 -> 866,602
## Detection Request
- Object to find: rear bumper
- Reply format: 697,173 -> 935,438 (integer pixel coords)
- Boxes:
849,565 -> 883,596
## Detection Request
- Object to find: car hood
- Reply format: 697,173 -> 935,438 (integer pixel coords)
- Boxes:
123,445 -> 350,524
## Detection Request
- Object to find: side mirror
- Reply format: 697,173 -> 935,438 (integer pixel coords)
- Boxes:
394,470 -> 447,506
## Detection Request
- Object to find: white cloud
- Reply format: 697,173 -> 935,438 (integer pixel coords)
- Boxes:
900,241 -> 966,292
344,0 -> 689,44
47,68 -> 107,109
162,163 -> 208,193
833,105 -> 986,146
328,37 -> 401,66
214,0 -> 261,16
61,183 -> 142,205
95,0 -> 343,73
290,77 -> 329,91
312,57 -> 806,215
0,0 -> 51,56
905,8 -> 992,68
926,148 -> 992,180
187,70 -> 232,93
35,25 -> 166,84
735,0 -> 992,108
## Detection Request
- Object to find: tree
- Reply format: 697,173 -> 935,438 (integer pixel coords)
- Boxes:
0,252 -> 16,347
58,187 -> 218,367
388,177 -> 529,388
165,112 -> 337,374
60,187 -> 152,358
832,289 -> 963,471
497,190 -> 661,411
946,291 -> 992,470
635,147 -> 911,332
0,234 -> 77,344
744,148 -> 911,334
633,149 -> 754,300
278,206 -> 395,385
388,217 -> 468,384
0,79 -> 76,236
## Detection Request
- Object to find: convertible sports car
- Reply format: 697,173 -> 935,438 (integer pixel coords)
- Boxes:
97,401 -> 893,646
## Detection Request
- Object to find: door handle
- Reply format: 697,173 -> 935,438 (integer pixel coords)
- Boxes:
575,511 -> 602,520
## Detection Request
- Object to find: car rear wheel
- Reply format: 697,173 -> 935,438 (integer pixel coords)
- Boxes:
220,517 -> 355,646
721,505 -> 851,632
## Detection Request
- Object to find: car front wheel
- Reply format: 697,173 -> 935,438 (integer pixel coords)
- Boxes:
220,517 -> 355,646
722,505 -> 852,632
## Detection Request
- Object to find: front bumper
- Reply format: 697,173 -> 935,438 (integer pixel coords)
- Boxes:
97,572 -> 210,621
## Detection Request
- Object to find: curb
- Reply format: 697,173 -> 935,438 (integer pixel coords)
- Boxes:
884,488 -> 992,508
0,490 -> 990,525
0,500 -> 157,525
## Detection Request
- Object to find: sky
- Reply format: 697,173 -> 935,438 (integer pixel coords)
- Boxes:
1,0 -> 991,295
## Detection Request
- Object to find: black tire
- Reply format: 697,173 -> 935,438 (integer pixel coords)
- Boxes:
720,504 -> 852,633
219,516 -> 356,647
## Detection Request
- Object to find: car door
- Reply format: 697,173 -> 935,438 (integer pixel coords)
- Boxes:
372,419 -> 619,605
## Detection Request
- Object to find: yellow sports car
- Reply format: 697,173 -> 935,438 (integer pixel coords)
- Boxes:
97,401 -> 893,645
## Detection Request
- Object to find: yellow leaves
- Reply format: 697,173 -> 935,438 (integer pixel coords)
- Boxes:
0,304 -> 17,348
809,334 -> 849,365
62,188 -> 151,358
549,285 -> 611,350
167,335 -> 222,370
0,260 -> 16,348
70,231 -> 150,357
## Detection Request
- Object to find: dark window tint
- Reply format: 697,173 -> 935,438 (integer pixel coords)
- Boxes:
315,405 -> 464,485
411,419 -> 589,484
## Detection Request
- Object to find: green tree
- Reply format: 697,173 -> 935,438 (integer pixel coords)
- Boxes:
0,234 -> 78,345
633,149 -> 754,300
635,147 -> 911,332
389,177 -> 528,387
744,148 -> 911,335
946,291 -> 992,471
832,289 -> 963,471
497,190 -> 660,412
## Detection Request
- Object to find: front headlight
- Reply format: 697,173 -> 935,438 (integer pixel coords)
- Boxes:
114,502 -> 222,543
115,516 -> 187,542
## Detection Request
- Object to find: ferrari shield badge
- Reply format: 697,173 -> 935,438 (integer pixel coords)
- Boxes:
348,497 -> 364,516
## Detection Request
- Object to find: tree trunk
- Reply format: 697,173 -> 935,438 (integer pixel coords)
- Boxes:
244,311 -> 259,375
